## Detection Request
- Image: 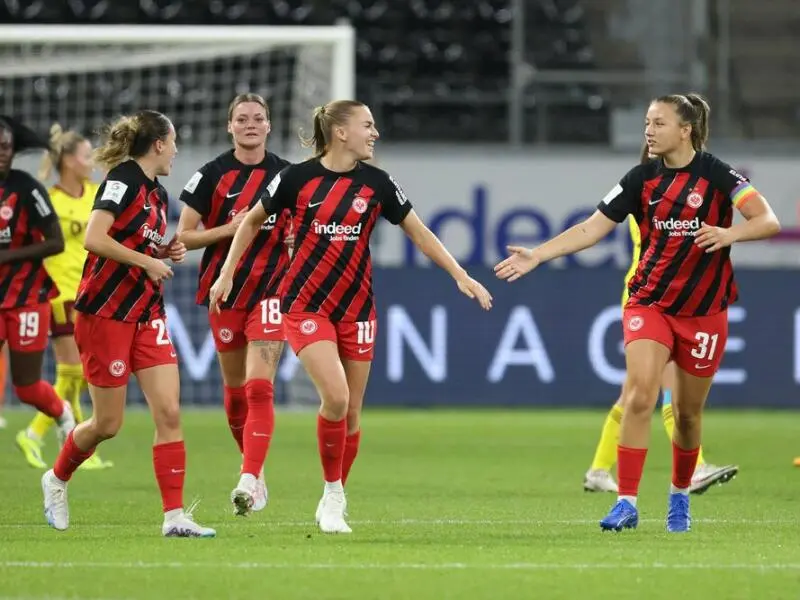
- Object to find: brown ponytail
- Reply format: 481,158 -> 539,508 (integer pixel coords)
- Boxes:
684,93 -> 710,151
639,143 -> 651,165
93,110 -> 172,170
653,93 -> 711,151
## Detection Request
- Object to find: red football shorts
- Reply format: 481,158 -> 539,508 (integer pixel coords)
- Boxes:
208,297 -> 285,352
74,312 -> 178,387
284,312 -> 377,361
623,306 -> 728,377
50,299 -> 76,338
0,302 -> 51,352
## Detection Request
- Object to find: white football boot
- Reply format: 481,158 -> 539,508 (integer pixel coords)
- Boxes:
231,473 -> 257,517
42,469 -> 69,531
583,469 -> 619,493
690,463 -> 739,495
252,468 -> 268,512
162,501 -> 216,538
317,483 -> 351,534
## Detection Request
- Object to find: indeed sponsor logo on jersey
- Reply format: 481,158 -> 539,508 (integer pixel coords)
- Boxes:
312,220 -> 362,241
141,223 -> 167,246
0,226 -> 10,243
652,216 -> 701,237
260,212 -> 278,231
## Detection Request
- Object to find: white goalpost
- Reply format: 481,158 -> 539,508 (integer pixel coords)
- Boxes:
0,24 -> 356,152
0,24 -> 356,409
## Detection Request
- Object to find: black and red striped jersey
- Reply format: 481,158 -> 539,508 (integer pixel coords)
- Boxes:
0,169 -> 59,309
180,149 -> 291,310
261,158 -> 413,322
74,160 -> 170,323
598,151 -> 760,316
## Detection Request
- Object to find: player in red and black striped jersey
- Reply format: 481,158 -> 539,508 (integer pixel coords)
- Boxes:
0,116 -> 76,442
177,93 -> 291,516
495,93 -> 780,534
211,100 -> 493,534
43,110 -> 215,539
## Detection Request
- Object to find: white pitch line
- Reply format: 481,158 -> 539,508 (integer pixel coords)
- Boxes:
0,517 -> 796,529
2,561 -> 800,571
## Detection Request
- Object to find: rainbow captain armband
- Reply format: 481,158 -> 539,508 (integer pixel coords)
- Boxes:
730,181 -> 758,208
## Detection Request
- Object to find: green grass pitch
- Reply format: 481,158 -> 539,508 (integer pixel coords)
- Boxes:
1,408 -> 799,599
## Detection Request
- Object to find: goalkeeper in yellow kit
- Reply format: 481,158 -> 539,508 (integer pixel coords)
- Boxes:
15,124 -> 112,470
583,147 -> 738,495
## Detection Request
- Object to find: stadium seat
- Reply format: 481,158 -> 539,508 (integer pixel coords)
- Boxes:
6,0 -> 606,142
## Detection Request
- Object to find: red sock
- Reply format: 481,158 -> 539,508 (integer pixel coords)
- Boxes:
342,430 -> 361,486
241,379 -> 275,476
15,381 -> 63,419
317,414 -> 346,483
223,385 -> 248,453
617,445 -> 648,497
53,430 -> 95,482
153,441 -> 185,512
672,442 -> 700,489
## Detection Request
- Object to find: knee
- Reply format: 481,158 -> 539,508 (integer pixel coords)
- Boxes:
321,384 -> 349,420
91,414 -> 123,442
622,376 -> 660,416
674,408 -> 701,431
152,401 -> 181,432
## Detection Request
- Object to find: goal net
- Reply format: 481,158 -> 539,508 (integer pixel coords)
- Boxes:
0,24 -> 356,408
0,24 -> 355,155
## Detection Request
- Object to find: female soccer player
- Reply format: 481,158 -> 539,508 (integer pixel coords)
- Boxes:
177,93 -> 291,515
584,145 -> 738,496
496,93 -> 780,533
16,124 -> 112,470
41,110 -> 215,538
0,116 -> 75,439
210,100 -> 492,533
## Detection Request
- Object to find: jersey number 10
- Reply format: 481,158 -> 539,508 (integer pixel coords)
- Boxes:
356,321 -> 376,345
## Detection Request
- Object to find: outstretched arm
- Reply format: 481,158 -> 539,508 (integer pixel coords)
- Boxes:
495,210 -> 617,281
400,210 -> 492,310
532,210 -> 617,262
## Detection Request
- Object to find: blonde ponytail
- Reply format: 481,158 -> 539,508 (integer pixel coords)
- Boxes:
39,123 -> 90,181
299,100 -> 365,157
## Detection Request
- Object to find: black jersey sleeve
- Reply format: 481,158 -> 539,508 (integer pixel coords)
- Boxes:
596,166 -> 644,223
23,176 -> 58,229
378,171 -> 413,225
178,163 -> 217,217
708,155 -> 758,207
93,177 -> 139,217
260,165 -> 295,214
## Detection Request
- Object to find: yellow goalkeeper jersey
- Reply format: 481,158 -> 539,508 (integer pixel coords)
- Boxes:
44,182 -> 98,301
622,216 -> 640,306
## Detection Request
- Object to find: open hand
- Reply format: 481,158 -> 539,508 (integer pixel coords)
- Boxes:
456,275 -> 493,310
494,246 -> 541,282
